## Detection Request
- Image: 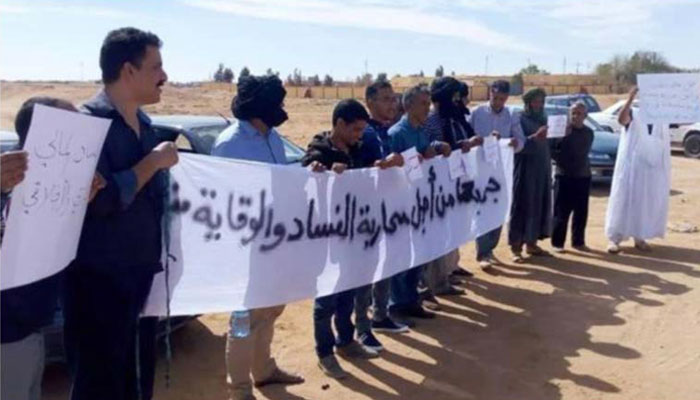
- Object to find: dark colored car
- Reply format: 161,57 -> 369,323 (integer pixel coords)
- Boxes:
545,94 -> 602,113
510,105 -> 619,183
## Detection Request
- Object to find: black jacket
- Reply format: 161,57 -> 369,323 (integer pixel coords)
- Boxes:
301,132 -> 362,170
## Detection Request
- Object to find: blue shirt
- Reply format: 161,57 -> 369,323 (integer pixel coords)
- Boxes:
211,120 -> 287,165
469,104 -> 526,152
77,90 -> 168,272
388,115 -> 431,154
357,119 -> 391,167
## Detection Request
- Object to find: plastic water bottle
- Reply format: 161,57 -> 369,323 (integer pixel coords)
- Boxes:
229,310 -> 250,338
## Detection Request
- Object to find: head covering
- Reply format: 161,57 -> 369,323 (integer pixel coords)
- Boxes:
232,75 -> 288,127
430,77 -> 465,119
430,77 -> 461,104
490,80 -> 510,95
522,87 -> 547,124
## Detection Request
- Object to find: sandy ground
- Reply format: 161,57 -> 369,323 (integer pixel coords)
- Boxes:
1,82 -> 699,400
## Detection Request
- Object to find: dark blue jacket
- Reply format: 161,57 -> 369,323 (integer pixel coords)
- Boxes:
357,119 -> 392,167
75,91 -> 167,273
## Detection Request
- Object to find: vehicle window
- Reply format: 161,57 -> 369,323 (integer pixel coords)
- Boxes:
190,124 -> 229,154
282,137 -> 306,164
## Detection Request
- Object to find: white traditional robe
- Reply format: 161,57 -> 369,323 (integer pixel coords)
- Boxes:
605,115 -> 671,242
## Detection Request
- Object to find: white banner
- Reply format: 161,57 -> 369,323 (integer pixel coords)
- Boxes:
638,73 -> 700,124
144,142 -> 514,316
1,105 -> 110,290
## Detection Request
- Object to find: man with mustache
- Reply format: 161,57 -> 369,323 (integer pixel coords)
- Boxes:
63,27 -> 178,400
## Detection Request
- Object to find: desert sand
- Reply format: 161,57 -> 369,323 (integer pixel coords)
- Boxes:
1,82 -> 698,400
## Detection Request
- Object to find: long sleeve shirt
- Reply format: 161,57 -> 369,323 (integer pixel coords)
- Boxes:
468,104 -> 526,152
551,125 -> 594,177
76,90 -> 168,272
211,119 -> 287,165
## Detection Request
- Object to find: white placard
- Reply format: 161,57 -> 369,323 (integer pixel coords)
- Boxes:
1,105 -> 110,290
638,73 -> 700,124
447,151 -> 466,180
482,135 -> 499,164
401,147 -> 423,181
547,115 -> 568,138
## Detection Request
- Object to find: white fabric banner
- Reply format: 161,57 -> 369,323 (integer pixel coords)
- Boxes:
144,142 -> 514,316
1,105 -> 110,290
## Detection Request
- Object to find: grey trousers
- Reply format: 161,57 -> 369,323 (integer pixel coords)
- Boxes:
1,333 -> 44,400
354,278 -> 391,335
423,249 -> 460,294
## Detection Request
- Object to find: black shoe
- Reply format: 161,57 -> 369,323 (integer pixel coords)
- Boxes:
404,304 -> 435,319
371,318 -> 410,333
435,286 -> 465,297
452,268 -> 473,277
358,331 -> 384,352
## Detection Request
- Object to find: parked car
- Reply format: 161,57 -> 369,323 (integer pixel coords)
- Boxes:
510,105 -> 619,183
591,100 -> 700,158
589,99 -> 638,133
150,115 -> 306,163
545,94 -> 602,113
1,130 -> 20,153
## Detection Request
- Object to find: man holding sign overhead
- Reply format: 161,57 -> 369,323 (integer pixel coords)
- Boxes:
605,84 -> 672,254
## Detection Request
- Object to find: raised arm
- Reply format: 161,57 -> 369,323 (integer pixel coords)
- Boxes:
618,86 -> 638,128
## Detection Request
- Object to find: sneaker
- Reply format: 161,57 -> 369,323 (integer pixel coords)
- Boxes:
552,246 -> 565,254
336,341 -> 379,359
387,313 -> 416,328
403,304 -> 436,319
318,355 -> 348,380
452,268 -> 473,277
254,367 -> 305,387
371,318 -> 409,333
435,286 -> 465,296
358,332 -> 384,352
634,239 -> 652,252
478,259 -> 492,270
572,244 -> 590,252
448,275 -> 464,285
607,242 -> 620,254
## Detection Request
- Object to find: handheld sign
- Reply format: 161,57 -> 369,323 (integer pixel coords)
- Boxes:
547,115 -> 568,138
1,104 -> 111,290
638,73 -> 700,124
447,151 -> 466,180
401,147 -> 423,181
482,136 -> 499,165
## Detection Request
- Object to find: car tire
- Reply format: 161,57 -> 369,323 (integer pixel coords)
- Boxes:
683,132 -> 700,158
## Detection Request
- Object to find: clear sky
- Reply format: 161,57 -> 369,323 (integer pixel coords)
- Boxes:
1,0 -> 699,82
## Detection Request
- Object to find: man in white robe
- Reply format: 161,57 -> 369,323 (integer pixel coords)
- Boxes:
605,87 -> 671,253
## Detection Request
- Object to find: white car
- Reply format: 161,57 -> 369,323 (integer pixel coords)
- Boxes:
591,100 -> 700,158
590,100 -> 639,134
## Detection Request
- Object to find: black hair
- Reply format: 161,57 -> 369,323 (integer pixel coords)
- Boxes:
14,97 -> 76,147
490,80 -> 511,94
365,79 -> 393,102
100,27 -> 162,84
332,99 -> 370,127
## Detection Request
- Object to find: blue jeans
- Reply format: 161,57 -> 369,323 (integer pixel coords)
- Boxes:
389,265 -> 425,312
354,278 -> 391,335
476,226 -> 503,261
313,290 -> 355,359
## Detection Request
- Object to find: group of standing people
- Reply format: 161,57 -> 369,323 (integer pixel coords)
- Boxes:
0,25 -> 672,400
